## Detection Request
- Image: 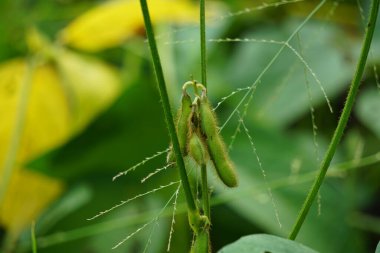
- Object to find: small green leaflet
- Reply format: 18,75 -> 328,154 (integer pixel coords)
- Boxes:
218,234 -> 319,253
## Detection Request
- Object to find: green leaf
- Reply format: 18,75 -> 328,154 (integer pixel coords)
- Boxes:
218,234 -> 318,253
376,241 -> 380,253
355,87 -> 380,139
224,21 -> 357,128
211,124 -> 366,253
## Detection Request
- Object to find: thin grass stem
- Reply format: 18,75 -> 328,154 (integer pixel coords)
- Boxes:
200,0 -> 207,88
139,0 -> 197,213
288,0 -> 379,240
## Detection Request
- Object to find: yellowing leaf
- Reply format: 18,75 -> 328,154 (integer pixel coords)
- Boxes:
0,50 -> 121,163
0,59 -> 24,164
0,59 -> 70,163
55,49 -> 122,132
60,0 -> 199,51
0,45 -> 122,239
0,168 -> 63,238
0,59 -> 68,241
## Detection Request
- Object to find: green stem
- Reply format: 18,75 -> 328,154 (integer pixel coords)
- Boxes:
201,164 -> 210,218
199,2 -> 211,251
199,0 -> 210,224
200,0 -> 207,88
31,221 -> 38,253
139,0 -> 196,212
288,0 -> 379,240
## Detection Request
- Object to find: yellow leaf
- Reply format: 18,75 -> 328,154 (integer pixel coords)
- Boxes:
0,59 -> 68,241
0,59 -> 71,163
0,50 -> 122,162
0,168 -> 63,238
0,48 -> 122,239
55,49 -> 122,132
60,0 -> 199,51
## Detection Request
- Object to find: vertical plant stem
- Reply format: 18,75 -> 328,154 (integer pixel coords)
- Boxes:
288,0 -> 379,240
200,0 -> 207,88
139,0 -> 196,212
199,0 -> 210,221
31,221 -> 38,253
201,164 -> 210,218
0,59 -> 34,205
199,3 -> 211,251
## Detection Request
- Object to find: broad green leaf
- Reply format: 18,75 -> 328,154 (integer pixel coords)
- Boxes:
60,0 -> 200,51
210,123 -> 366,253
218,234 -> 318,253
224,21 -> 357,128
355,88 -> 380,139
376,241 -> 380,253
35,184 -> 92,234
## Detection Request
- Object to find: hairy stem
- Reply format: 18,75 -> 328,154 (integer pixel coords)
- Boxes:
288,0 -> 379,240
139,0 -> 196,212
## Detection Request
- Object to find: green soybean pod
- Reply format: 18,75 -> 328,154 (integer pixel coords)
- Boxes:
188,131 -> 207,166
199,95 -> 238,187
177,91 -> 193,153
184,155 -> 199,202
167,91 -> 193,163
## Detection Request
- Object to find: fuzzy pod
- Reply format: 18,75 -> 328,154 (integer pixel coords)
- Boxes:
188,131 -> 207,166
177,92 -> 193,152
167,92 -> 193,163
190,230 -> 210,253
184,156 -> 199,202
199,95 -> 238,187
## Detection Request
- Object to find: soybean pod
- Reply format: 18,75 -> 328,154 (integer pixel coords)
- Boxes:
167,91 -> 193,163
177,91 -> 193,153
199,94 -> 238,187
188,131 -> 207,166
188,101 -> 208,166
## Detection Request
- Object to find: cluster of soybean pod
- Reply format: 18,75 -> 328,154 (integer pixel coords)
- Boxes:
168,80 -> 238,253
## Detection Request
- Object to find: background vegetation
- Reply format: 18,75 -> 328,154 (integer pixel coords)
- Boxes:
0,0 -> 379,252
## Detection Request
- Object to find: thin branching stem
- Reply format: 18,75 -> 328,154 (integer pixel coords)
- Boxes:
139,0 -> 196,212
288,0 -> 379,240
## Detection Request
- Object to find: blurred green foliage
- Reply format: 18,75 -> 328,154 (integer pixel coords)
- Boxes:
1,0 -> 380,253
